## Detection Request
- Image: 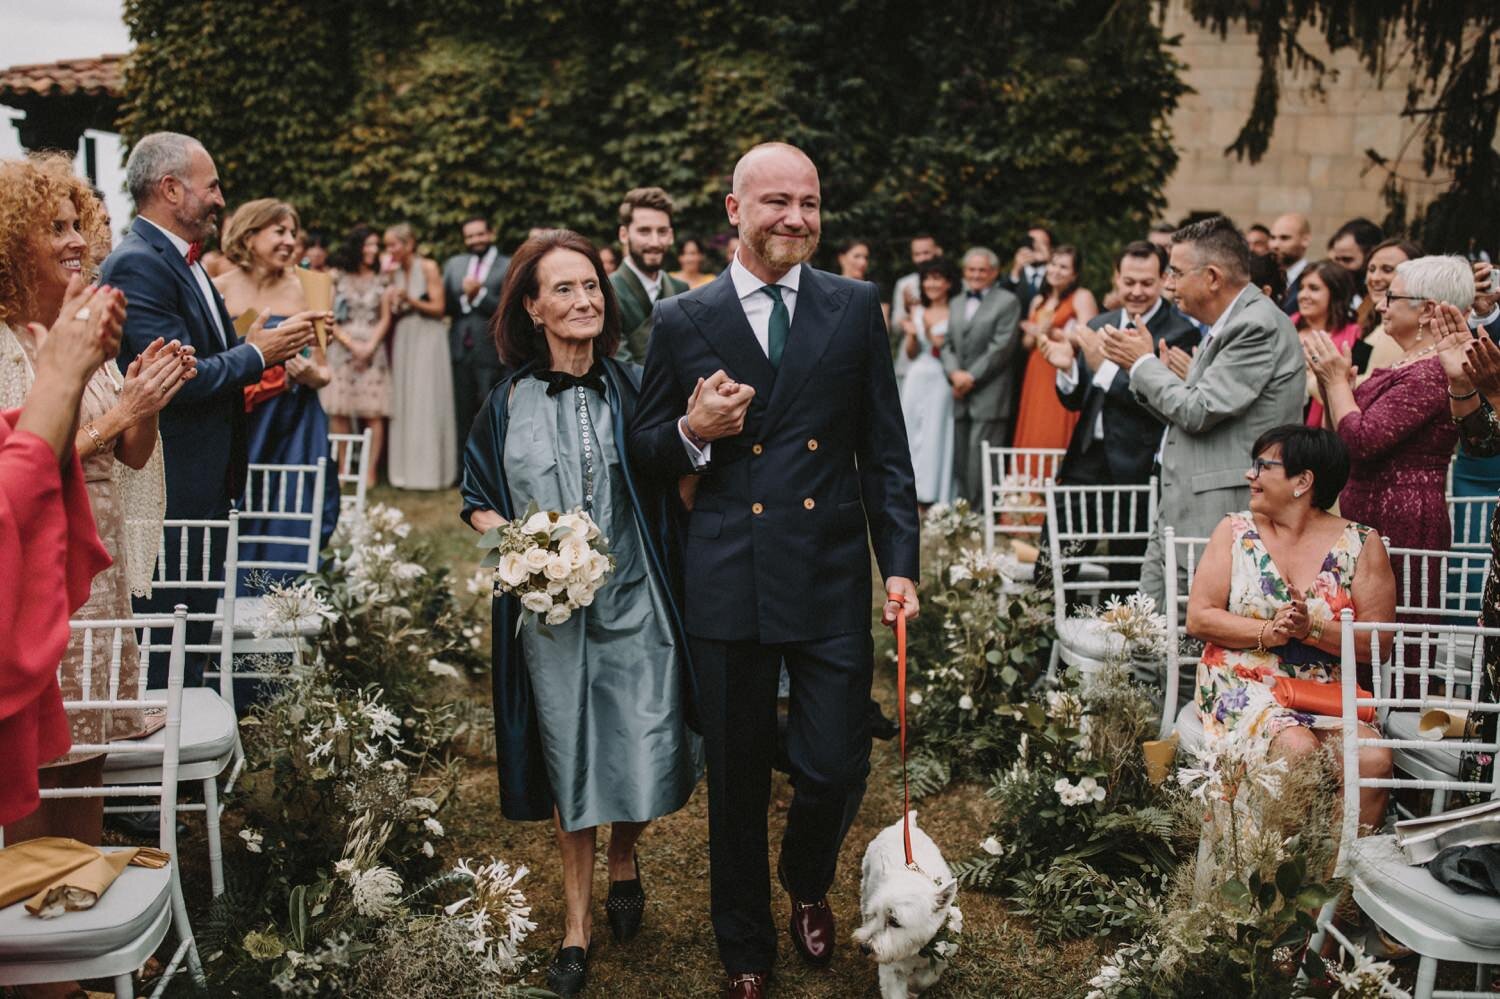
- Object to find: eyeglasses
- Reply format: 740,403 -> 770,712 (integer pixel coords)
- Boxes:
1164,264 -> 1205,281
1248,457 -> 1285,479
1383,292 -> 1427,306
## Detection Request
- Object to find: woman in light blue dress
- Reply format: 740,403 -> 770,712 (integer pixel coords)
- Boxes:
898,257 -> 959,509
460,230 -> 696,998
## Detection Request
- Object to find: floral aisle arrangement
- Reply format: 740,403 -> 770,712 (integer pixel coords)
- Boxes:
180,504 -> 541,996
477,502 -> 614,628
900,501 -> 1055,789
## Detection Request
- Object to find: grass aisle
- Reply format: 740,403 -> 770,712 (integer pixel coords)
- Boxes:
379,486 -> 1096,998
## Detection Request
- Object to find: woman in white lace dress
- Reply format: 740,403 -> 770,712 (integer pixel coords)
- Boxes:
0,155 -> 193,830
898,257 -> 959,509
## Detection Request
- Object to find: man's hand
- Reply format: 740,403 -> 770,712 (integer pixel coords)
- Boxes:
883,576 -> 919,626
684,368 -> 755,442
245,309 -> 323,365
462,276 -> 482,299
949,369 -> 976,399
1100,323 -> 1154,370
1071,322 -> 1105,371
1042,326 -> 1076,372
1159,340 -> 1194,380
1473,261 -> 1497,319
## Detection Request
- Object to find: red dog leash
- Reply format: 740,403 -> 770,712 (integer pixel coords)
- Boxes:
891,590 -> 915,869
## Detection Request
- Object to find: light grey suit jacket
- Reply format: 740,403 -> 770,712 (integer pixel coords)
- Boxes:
939,285 -> 1022,424
1133,285 -> 1306,599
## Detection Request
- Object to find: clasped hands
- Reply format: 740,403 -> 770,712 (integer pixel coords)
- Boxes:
1259,587 -> 1312,650
683,369 -> 755,442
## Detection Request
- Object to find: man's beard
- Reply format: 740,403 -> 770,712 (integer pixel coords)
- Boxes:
743,225 -> 818,271
627,244 -> 664,275
174,199 -> 216,241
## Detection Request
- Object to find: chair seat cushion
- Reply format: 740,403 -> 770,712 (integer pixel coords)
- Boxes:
1056,616 -> 1125,661
1349,833 -> 1500,949
1385,711 -> 1463,778
0,854 -> 170,960
1174,700 -> 1205,756
997,554 -> 1035,583
104,688 -> 237,770
211,595 -> 322,641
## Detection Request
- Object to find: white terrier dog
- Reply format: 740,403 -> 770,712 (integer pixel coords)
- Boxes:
852,812 -> 962,998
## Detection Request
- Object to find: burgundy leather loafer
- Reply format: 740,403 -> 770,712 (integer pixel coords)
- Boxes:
723,971 -> 770,998
778,862 -> 834,967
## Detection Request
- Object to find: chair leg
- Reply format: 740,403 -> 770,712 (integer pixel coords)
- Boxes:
114,971 -> 135,998
168,859 -> 207,988
1045,641 -> 1060,685
1414,954 -> 1438,999
203,777 -> 224,897
1432,788 -> 1448,815
1478,964 -> 1492,992
1304,896 -> 1340,962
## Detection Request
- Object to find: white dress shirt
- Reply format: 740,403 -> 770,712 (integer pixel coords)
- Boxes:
1055,297 -> 1163,440
460,245 -> 499,314
962,285 -> 990,321
623,255 -> 665,305
679,253 -> 802,465
139,215 -> 234,351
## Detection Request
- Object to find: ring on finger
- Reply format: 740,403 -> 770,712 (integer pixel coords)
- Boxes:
75,306 -> 92,321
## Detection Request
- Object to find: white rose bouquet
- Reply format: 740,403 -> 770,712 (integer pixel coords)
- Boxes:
477,501 -> 615,629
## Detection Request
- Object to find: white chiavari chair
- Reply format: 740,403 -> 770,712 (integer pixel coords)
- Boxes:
1160,528 -> 1211,747
0,608 -> 206,997
329,428 -> 373,520
228,457 -> 330,659
982,444 -> 1065,552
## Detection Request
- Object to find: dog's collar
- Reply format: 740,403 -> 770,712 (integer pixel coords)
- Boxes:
916,918 -> 958,964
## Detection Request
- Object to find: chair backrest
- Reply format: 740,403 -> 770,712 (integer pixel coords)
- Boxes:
1160,528 -> 1211,739
982,444 -> 1066,550
1384,545 -> 1492,620
1337,612 -> 1500,863
1447,492 -> 1494,554
135,513 -> 240,708
0,608 -> 187,852
1044,477 -> 1158,625
329,429 -> 372,519
240,457 -> 329,574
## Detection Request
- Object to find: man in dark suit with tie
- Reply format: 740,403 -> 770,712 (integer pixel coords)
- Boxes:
610,186 -> 689,363
630,142 -> 919,999
1000,223 -> 1053,315
941,247 -> 1022,505
442,214 -> 510,452
99,131 -> 315,685
1045,240 -> 1200,578
1270,212 -> 1313,315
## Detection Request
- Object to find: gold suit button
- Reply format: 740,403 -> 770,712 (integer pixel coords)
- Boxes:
803,497 -> 816,510
807,439 -> 819,451
752,443 -> 764,456
752,502 -> 764,515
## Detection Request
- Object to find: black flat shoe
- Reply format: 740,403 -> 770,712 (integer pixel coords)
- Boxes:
546,944 -> 590,997
606,855 -> 646,943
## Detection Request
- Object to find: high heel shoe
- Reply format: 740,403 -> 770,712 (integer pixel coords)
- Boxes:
605,854 -> 646,943
546,943 -> 590,997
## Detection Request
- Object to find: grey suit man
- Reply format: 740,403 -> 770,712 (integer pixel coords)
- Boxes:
1103,216 -> 1306,602
443,215 -> 510,450
940,246 -> 1022,505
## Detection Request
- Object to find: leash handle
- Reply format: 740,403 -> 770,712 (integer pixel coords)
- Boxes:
891,590 -> 915,869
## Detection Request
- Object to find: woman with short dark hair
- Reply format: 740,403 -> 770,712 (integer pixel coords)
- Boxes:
459,229 -> 695,997
1186,425 -> 1396,828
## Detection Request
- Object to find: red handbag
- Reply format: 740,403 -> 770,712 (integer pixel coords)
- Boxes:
1272,676 -> 1375,723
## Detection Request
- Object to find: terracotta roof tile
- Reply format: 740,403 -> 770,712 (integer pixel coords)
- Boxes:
0,54 -> 126,99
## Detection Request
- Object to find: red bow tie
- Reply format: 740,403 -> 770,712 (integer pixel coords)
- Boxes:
185,242 -> 203,267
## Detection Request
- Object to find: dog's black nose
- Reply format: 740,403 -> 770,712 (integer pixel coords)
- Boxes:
859,943 -> 873,956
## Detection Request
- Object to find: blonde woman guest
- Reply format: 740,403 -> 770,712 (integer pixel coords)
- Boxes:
671,236 -> 716,289
215,198 -> 339,583
321,224 -> 392,486
0,154 -> 194,844
384,223 -> 456,489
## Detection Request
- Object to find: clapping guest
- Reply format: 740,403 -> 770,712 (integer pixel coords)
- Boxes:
1013,245 -> 1097,450
1293,259 -> 1359,427
384,222 -> 456,489
1187,426 -> 1394,830
1357,239 -> 1422,376
461,231 -> 696,997
1303,256 -> 1471,614
321,225 -> 392,487
214,198 -> 340,585
1327,217 -> 1383,305
898,257 -> 960,509
890,235 -> 942,353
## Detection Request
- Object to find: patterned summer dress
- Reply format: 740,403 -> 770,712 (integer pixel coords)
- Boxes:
319,270 -> 392,418
1197,511 -> 1371,742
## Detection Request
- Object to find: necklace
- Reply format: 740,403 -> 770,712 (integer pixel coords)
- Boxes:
1391,343 -> 1436,369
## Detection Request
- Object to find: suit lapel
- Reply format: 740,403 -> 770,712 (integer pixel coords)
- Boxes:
676,270 -> 777,401
1188,289 -> 1256,381
615,264 -> 652,321
762,266 -> 849,434
132,218 -> 227,354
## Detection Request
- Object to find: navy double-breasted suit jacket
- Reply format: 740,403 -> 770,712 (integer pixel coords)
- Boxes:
629,265 -> 920,644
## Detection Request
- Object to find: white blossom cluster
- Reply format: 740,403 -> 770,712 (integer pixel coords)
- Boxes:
1094,592 -> 1169,652
255,578 -> 338,642
445,858 -> 538,975
1054,775 -> 1107,807
946,548 -> 1011,587
1176,724 -> 1288,806
484,508 -> 614,626
1085,941 -> 1149,998
327,503 -> 426,607
300,687 -> 409,775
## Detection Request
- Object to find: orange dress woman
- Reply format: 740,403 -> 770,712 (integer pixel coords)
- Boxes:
1012,246 -> 1097,450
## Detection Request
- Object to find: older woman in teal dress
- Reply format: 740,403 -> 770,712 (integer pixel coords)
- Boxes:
460,229 -> 696,998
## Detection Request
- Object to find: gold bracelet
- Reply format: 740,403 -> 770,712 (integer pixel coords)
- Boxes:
82,422 -> 108,455
1307,617 -> 1325,643
1254,620 -> 1269,655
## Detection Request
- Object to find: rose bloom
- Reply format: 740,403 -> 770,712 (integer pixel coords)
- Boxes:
523,547 -> 552,571
520,591 -> 553,613
558,535 -> 590,570
585,552 -> 610,581
543,554 -> 572,581
566,580 -> 596,607
497,552 -> 529,588
521,511 -> 554,536
545,604 -> 572,626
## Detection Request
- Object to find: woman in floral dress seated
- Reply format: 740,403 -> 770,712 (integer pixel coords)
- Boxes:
1186,425 -> 1396,829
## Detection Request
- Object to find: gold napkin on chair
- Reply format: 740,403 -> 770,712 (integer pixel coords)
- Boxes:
0,836 -> 169,917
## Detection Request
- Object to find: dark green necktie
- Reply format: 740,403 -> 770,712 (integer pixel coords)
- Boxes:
761,284 -> 790,369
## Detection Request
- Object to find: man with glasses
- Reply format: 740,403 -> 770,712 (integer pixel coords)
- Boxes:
1101,215 -> 1305,602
